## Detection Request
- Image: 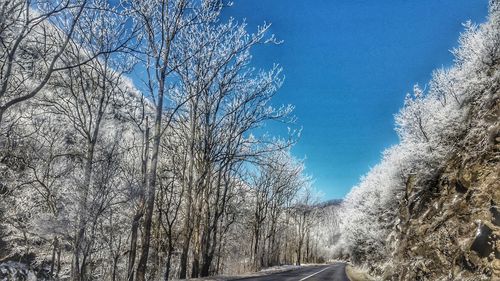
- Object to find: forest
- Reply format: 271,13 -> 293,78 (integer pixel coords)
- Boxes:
0,0 -> 330,280
1,0 -> 499,280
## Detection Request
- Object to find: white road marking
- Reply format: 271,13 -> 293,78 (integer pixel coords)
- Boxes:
299,266 -> 331,281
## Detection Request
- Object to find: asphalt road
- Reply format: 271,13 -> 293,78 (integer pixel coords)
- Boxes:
232,263 -> 349,281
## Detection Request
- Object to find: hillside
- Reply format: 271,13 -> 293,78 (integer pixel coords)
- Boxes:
387,65 -> 499,279
331,1 -> 500,280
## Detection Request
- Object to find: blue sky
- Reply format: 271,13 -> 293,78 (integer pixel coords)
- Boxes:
223,0 -> 489,199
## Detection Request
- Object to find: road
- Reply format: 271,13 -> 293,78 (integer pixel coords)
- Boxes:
232,263 -> 349,281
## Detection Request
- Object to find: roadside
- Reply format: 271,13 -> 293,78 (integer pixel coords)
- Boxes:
345,265 -> 376,281
187,264 -> 314,281
187,264 -> 336,281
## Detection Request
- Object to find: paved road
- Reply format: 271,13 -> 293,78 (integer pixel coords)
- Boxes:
232,263 -> 349,281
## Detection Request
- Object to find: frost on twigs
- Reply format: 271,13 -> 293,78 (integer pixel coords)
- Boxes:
329,1 -> 500,279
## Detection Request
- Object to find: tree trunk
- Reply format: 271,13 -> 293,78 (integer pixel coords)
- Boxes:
73,141 -> 95,281
163,229 -> 174,281
136,77 -> 165,281
50,237 -> 57,276
128,120 -> 149,281
191,222 -> 201,278
179,233 -> 191,279
127,211 -> 142,281
112,255 -> 119,281
179,100 -> 199,279
56,246 -> 61,278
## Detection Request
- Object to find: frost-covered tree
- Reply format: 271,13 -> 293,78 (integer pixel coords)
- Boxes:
0,1 -> 331,280
329,1 -> 500,274
0,0 -> 130,124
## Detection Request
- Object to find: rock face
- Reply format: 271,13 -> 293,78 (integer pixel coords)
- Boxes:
384,87 -> 499,279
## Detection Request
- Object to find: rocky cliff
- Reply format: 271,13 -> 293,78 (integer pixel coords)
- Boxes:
385,72 -> 499,280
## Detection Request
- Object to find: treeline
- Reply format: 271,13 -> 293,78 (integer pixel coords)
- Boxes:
328,0 -> 500,278
0,0 -> 328,280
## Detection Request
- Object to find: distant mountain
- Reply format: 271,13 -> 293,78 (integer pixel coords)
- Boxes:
316,199 -> 342,208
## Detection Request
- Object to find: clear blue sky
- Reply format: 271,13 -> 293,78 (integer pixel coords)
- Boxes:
223,0 -> 489,199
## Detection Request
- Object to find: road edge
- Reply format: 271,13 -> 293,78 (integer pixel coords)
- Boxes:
345,265 -> 376,281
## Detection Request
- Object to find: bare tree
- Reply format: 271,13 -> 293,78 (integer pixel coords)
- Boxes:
127,1 -> 217,280
37,2 -> 135,279
0,0 -> 87,124
171,12 -> 293,277
291,186 -> 318,265
249,149 -> 305,269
